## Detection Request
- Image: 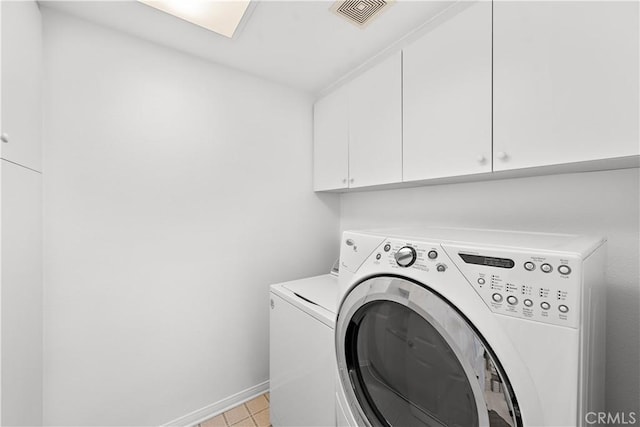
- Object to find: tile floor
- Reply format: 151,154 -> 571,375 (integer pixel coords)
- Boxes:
199,393 -> 270,427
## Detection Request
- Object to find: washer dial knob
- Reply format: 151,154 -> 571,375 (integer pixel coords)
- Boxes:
395,246 -> 417,268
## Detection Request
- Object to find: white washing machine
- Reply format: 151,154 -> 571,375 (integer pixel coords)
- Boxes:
335,228 -> 606,427
270,274 -> 338,426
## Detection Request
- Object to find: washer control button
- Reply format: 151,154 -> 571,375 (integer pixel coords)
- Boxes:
559,305 -> 569,313
558,265 -> 571,275
383,244 -> 391,252
506,296 -> 518,305
427,250 -> 438,260
524,262 -> 535,271
540,301 -> 551,310
492,293 -> 503,303
436,263 -> 447,272
524,299 -> 533,307
541,263 -> 553,273
375,253 -> 381,260
477,278 -> 486,285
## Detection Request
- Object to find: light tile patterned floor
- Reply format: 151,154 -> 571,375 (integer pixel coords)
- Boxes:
199,393 -> 270,427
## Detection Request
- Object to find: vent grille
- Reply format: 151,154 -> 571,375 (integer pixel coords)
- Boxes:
331,0 -> 394,28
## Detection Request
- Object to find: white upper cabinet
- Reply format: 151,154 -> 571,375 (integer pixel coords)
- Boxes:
403,2 -> 492,181
1,1 -> 42,171
313,85 -> 349,191
313,52 -> 402,191
493,1 -> 639,171
314,1 -> 638,191
347,52 -> 402,188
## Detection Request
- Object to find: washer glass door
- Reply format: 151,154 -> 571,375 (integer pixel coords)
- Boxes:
336,276 -> 521,427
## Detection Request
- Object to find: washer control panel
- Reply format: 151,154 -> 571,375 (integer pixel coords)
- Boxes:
373,239 -> 448,274
443,244 -> 580,329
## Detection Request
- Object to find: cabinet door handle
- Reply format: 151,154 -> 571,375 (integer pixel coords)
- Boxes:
477,154 -> 487,164
1,132 -> 9,143
342,178 -> 347,184
496,151 -> 508,161
349,178 -> 354,183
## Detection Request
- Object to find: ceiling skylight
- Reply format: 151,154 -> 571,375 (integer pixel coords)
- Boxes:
139,0 -> 251,38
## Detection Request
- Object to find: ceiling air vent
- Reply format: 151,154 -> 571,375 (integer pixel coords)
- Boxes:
331,0 -> 395,28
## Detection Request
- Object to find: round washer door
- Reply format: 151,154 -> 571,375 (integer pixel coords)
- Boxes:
336,275 -> 522,427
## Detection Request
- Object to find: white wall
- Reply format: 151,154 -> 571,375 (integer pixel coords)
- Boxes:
340,167 -> 640,415
41,10 -> 339,426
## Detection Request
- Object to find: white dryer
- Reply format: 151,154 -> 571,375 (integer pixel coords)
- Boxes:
335,228 -> 606,427
270,274 -> 338,427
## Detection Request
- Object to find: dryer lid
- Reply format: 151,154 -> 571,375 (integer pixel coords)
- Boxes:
282,274 -> 338,314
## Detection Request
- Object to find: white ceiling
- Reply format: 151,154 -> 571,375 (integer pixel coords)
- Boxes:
40,0 -> 453,95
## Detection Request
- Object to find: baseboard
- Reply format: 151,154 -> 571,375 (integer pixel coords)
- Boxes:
161,381 -> 270,427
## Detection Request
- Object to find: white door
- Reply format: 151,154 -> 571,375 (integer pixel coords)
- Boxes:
403,2 -> 492,181
313,86 -> 349,191
348,52 -> 402,189
0,160 -> 43,427
493,1 -> 639,171
1,1 -> 42,171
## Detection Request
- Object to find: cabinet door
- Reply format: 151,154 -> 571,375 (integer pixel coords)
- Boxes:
313,86 -> 349,191
403,2 -> 492,181
1,1 -> 42,171
494,1 -> 639,171
1,160 -> 43,427
348,52 -> 402,188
